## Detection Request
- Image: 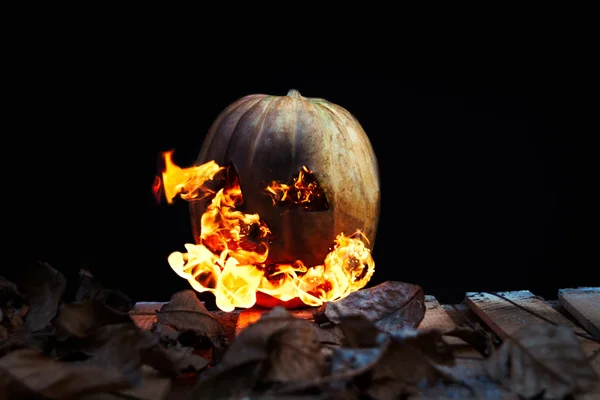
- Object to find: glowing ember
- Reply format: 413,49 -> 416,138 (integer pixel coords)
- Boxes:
156,150 -> 375,312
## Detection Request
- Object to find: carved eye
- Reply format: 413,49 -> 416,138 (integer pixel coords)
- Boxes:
265,166 -> 329,211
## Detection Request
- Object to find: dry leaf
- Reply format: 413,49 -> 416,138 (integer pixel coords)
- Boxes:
311,323 -> 345,346
407,377 -> 519,400
164,346 -> 210,373
75,269 -> 134,313
394,327 -> 455,366
152,321 -> 180,346
442,325 -> 493,357
337,315 -> 390,348
20,262 -> 66,332
55,299 -> 133,338
365,338 -> 446,400
187,307 -> 325,399
270,317 -> 457,400
262,317 -> 325,383
244,395 -> 333,400
80,366 -> 172,400
0,276 -> 22,305
329,346 -> 385,381
315,281 -> 425,333
0,348 -> 130,399
85,323 -> 179,380
486,323 -> 599,399
155,290 -> 227,350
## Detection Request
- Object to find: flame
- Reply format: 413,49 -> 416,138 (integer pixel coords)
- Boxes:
156,151 -> 374,312
265,165 -> 329,211
156,150 -> 224,204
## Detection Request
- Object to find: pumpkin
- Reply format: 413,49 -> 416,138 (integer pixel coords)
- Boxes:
191,89 -> 380,307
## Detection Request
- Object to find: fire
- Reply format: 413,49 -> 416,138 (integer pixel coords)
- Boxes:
154,150 -> 224,204
156,150 -> 375,312
265,165 -> 329,211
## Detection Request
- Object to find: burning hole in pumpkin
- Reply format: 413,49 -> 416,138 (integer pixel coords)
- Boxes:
154,89 -> 381,312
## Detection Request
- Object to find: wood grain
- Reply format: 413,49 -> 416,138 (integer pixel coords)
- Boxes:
559,287 -> 600,339
465,290 -> 600,378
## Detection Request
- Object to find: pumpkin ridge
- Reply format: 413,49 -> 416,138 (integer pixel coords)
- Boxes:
319,101 -> 374,239
290,95 -> 301,189
305,99 -> 334,211
231,96 -> 276,172
198,95 -> 265,164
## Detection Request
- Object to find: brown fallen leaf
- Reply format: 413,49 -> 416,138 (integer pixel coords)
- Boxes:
407,377 -> 519,400
486,323 -> 599,399
271,315 -> 456,399
164,346 -> 210,373
0,348 -> 131,399
0,369 -> 29,400
394,327 -> 455,367
187,307 -> 326,399
263,317 -> 325,383
365,339 -> 446,400
85,323 -> 180,381
79,366 -> 172,400
311,323 -> 345,346
155,290 -> 227,351
54,298 -> 133,338
314,281 -> 426,333
20,261 -> 67,332
337,315 -> 388,348
442,325 -> 494,357
332,323 -> 451,399
152,321 -> 180,346
75,269 -> 134,313
2,306 -> 25,331
0,276 -> 22,305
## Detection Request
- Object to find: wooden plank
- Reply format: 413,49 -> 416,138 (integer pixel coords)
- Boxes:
559,287 -> 600,339
545,299 -> 584,326
465,290 -> 600,378
442,303 -> 483,327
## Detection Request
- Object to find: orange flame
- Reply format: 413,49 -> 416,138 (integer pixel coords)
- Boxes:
156,150 -> 224,204
156,151 -> 375,312
265,165 -> 329,210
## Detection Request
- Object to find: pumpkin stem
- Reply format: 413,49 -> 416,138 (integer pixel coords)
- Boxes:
286,89 -> 302,98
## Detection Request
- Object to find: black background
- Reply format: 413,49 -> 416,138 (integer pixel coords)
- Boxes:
5,57 -> 596,306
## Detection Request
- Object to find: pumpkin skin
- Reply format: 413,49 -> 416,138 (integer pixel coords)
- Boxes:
191,89 -> 380,307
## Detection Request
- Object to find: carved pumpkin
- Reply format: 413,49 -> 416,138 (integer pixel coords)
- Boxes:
190,89 -> 380,307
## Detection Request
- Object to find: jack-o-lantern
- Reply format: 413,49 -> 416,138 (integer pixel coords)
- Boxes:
190,89 -> 380,307
158,89 -> 380,311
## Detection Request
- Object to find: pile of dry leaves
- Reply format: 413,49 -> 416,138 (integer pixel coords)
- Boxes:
1,262 -> 599,400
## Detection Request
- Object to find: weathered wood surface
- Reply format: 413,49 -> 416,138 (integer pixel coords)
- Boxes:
465,290 -> 600,399
559,287 -> 600,339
